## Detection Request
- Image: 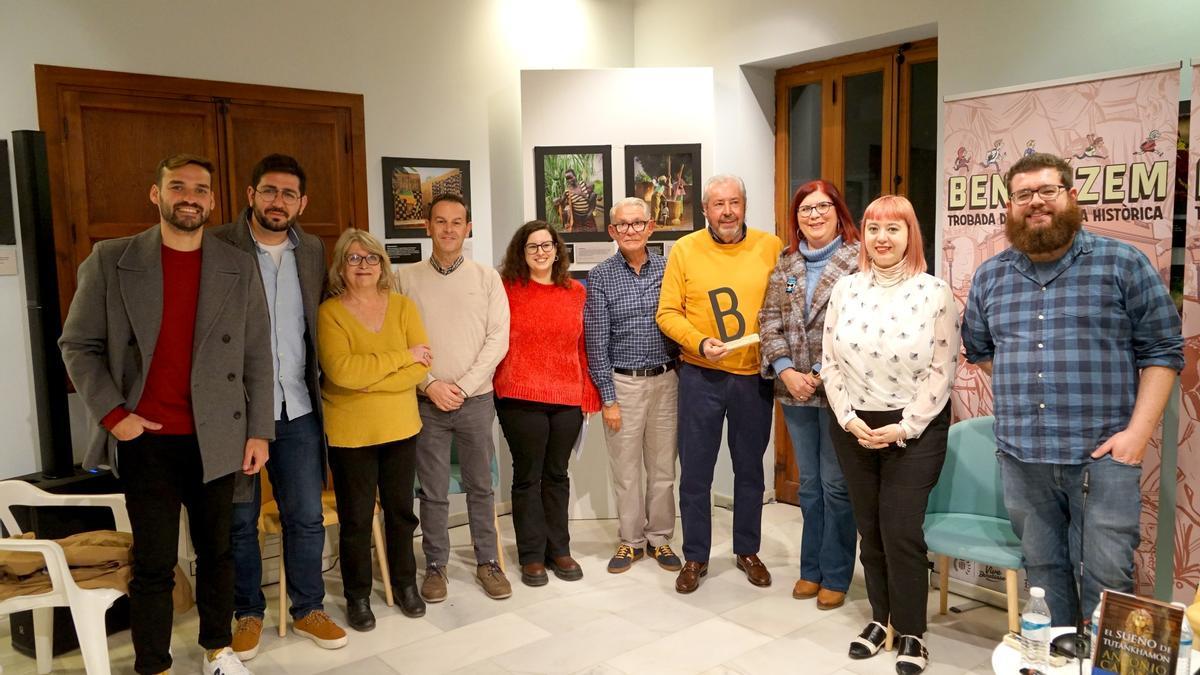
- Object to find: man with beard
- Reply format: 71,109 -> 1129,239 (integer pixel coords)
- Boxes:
60,154 -> 273,675
962,152 -> 1183,627
656,174 -> 782,594
211,155 -> 347,658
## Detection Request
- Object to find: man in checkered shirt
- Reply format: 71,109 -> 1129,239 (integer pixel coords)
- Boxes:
962,152 -> 1183,627
584,196 -> 682,575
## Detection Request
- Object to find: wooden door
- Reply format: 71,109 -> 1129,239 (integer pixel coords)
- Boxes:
56,90 -> 223,315
222,102 -> 357,258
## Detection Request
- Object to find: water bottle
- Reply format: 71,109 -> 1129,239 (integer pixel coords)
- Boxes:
1173,602 -> 1192,675
1021,587 -> 1052,670
1091,603 -> 1102,661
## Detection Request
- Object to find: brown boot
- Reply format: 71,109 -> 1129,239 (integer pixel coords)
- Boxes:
817,587 -> 846,610
674,560 -> 708,594
792,579 -> 820,599
521,562 -> 548,587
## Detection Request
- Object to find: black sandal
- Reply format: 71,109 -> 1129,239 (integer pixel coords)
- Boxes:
896,634 -> 929,674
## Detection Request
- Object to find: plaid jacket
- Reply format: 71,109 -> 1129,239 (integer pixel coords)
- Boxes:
758,241 -> 859,406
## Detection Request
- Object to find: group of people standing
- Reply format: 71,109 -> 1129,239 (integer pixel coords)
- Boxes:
57,147 -> 1182,675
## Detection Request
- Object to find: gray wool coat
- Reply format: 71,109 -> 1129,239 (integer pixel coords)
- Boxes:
758,241 -> 860,407
210,209 -> 328,501
59,225 -> 275,483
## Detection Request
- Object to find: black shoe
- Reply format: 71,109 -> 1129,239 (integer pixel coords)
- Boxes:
346,597 -> 375,632
848,621 -> 887,659
895,635 -> 928,674
398,584 -> 426,618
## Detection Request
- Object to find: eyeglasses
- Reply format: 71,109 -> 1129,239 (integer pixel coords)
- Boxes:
613,220 -> 649,233
525,241 -> 557,254
345,253 -> 382,266
1010,185 -> 1067,206
255,187 -> 302,205
797,202 -> 834,218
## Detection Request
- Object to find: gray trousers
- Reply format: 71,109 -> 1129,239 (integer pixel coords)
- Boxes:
415,393 -> 499,566
604,371 -> 679,548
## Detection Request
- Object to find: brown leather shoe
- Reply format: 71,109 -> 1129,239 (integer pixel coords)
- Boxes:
792,579 -> 820,599
735,554 -> 772,587
674,560 -> 708,594
546,555 -> 583,581
521,562 -> 549,587
817,587 -> 846,609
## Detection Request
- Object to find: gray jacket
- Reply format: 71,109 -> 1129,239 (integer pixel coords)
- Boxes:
210,209 -> 328,500
59,225 -> 275,483
758,241 -> 860,407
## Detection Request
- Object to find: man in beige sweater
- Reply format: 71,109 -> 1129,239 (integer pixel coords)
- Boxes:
397,194 -> 512,601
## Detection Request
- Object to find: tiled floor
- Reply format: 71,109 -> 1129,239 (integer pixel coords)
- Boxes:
0,503 -> 1008,674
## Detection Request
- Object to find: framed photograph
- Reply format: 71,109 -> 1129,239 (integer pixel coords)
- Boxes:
382,157 -> 471,239
624,143 -> 701,241
534,145 -> 613,242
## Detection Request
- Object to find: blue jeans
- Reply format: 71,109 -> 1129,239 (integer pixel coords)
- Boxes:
997,452 -> 1141,626
231,412 -> 327,619
782,404 -> 855,592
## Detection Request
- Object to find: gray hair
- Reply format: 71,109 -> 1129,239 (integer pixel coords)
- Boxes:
609,196 -> 651,221
701,174 -> 746,205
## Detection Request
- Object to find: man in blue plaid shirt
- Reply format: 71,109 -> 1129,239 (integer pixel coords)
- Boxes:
962,152 -> 1183,627
584,196 -> 682,575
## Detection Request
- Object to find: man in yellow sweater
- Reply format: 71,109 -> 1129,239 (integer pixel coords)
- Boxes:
656,174 -> 782,594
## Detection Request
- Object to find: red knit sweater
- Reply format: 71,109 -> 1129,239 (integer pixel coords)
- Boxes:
493,278 -> 601,412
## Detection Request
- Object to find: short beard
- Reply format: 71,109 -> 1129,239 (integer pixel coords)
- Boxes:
161,202 -> 208,233
253,205 -> 296,233
1006,201 -> 1082,256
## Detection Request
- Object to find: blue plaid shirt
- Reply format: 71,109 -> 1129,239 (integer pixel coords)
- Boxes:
584,251 -> 678,404
962,230 -> 1183,464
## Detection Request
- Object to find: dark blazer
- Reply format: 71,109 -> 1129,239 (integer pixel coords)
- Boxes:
210,209 -> 328,500
758,241 -> 860,407
59,225 -> 275,483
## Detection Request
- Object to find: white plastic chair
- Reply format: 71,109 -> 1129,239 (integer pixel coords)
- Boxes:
0,480 -> 132,675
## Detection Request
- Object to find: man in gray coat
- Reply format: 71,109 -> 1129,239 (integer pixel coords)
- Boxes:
59,153 -> 273,675
211,154 -> 346,657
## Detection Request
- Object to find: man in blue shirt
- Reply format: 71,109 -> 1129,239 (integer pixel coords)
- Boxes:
584,197 -> 682,574
212,155 -> 348,655
962,152 -> 1183,626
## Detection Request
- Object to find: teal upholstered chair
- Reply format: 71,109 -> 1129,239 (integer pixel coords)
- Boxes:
924,415 -> 1023,634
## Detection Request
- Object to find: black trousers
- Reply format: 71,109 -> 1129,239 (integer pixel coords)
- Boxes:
329,436 -> 419,599
117,433 -> 235,675
828,405 -> 949,636
495,397 -> 583,565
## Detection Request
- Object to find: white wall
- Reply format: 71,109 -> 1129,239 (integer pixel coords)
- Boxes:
519,67 -> 714,517
0,0 -> 634,478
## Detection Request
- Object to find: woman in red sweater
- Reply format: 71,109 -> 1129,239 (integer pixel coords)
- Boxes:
494,220 -> 601,587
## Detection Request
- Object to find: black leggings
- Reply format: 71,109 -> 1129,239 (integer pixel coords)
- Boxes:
496,397 -> 583,565
828,405 -> 949,636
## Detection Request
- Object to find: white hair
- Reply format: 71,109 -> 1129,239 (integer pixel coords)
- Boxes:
609,196 -> 651,221
701,174 -> 746,205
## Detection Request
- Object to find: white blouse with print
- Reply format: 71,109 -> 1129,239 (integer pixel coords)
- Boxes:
820,271 -> 960,439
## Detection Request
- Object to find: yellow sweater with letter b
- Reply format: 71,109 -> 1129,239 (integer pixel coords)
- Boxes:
656,228 -> 782,375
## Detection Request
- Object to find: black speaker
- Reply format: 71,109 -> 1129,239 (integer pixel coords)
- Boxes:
11,130 -> 73,479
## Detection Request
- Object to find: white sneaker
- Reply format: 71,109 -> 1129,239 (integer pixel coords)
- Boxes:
201,647 -> 253,675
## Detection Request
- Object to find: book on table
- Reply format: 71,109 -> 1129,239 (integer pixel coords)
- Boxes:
1091,589 -> 1183,675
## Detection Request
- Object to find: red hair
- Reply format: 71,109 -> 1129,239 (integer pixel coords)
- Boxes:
857,194 -> 926,276
785,180 -> 859,254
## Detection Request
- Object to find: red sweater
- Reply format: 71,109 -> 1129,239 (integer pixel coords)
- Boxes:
103,246 -> 201,434
493,278 -> 601,412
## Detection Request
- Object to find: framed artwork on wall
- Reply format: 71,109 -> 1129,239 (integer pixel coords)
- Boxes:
624,143 -> 701,241
382,157 -> 471,239
533,145 -> 613,242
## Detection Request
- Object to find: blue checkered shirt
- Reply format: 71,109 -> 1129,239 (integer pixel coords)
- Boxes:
962,230 -> 1183,464
584,251 -> 678,404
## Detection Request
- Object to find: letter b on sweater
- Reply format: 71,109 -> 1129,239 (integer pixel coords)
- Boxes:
708,287 -> 745,341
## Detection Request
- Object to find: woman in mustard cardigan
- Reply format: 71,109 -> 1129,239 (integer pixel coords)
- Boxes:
318,229 -> 430,630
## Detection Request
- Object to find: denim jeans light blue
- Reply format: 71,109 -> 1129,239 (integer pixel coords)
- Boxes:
231,412 -> 327,619
782,404 -> 856,592
997,451 -> 1141,626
